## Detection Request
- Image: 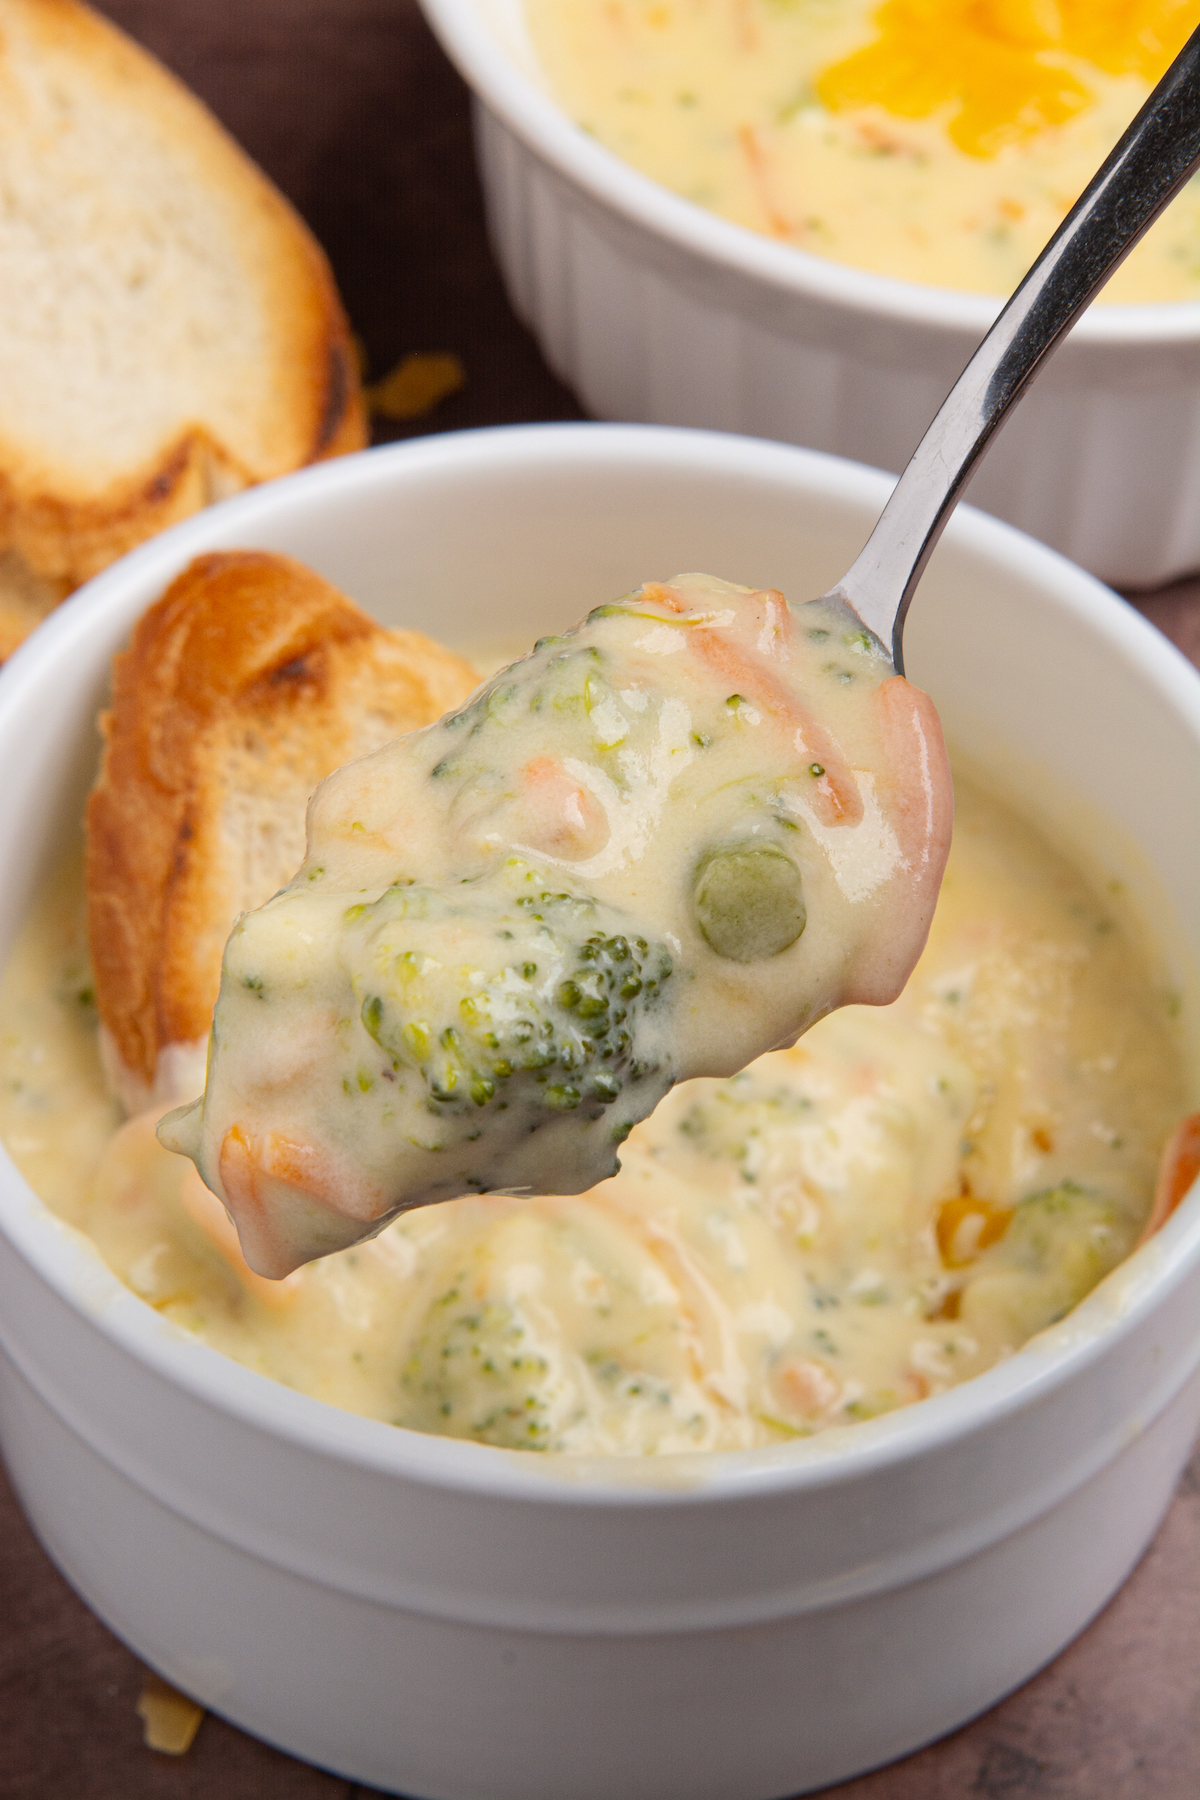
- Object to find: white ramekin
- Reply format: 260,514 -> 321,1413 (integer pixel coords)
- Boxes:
419,0 -> 1200,590
0,425 -> 1198,1800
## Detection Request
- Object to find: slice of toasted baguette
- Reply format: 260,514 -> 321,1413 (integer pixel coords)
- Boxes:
0,0 -> 366,648
86,550 -> 480,1113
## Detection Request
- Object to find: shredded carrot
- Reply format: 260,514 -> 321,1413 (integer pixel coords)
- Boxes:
737,125 -> 796,238
642,581 -> 863,825
936,1196 -> 1014,1267
1138,1112 -> 1200,1244
733,0 -> 760,53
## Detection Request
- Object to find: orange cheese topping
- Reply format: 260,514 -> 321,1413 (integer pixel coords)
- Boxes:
817,0 -> 1199,157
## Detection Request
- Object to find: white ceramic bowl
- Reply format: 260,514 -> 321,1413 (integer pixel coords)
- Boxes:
419,0 -> 1200,590
0,425 -> 1198,1800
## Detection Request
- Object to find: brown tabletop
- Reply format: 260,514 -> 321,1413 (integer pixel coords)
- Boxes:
3,3 -> 1199,1794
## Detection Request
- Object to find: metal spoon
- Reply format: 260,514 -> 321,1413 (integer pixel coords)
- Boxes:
827,23 -> 1200,674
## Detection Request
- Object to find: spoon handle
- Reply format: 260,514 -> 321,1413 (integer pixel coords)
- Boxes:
831,24 -> 1200,673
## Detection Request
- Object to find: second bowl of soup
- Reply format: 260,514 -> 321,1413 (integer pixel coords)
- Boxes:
420,0 -> 1200,586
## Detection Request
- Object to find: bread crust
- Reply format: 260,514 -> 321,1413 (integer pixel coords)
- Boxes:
86,551 -> 480,1104
0,0 -> 367,596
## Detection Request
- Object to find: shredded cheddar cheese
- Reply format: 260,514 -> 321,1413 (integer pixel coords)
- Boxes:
816,0 -> 1198,157
366,352 -> 466,422
136,1672 -> 205,1755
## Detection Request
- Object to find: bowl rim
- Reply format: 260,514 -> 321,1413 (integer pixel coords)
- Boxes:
418,0 -> 1200,347
1,420 -> 1199,1509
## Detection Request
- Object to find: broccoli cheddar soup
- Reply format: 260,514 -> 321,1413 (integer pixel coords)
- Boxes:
527,0 -> 1200,302
0,776 -> 1187,1454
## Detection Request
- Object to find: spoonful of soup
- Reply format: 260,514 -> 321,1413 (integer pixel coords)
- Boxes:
160,576 -> 949,1276
160,27 -> 1200,1277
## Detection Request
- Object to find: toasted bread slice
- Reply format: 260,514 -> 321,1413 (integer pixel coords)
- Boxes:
86,551 -> 480,1112
0,0 -> 366,646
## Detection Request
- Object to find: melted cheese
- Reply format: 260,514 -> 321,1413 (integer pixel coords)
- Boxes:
817,0 -> 1196,158
0,777 -> 1184,1454
159,576 -> 950,1277
526,0 -> 1200,300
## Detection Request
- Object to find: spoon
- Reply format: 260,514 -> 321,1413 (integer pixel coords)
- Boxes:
827,22 -> 1200,674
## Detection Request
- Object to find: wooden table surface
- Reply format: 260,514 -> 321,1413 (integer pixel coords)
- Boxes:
2,4 -> 1198,1794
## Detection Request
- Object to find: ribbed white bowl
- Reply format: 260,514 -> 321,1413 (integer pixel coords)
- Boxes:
0,425 -> 1198,1798
420,0 -> 1200,589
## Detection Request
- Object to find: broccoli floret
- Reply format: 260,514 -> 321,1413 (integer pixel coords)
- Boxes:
347,868 -> 675,1133
960,1181 -> 1130,1339
399,1286 -> 559,1450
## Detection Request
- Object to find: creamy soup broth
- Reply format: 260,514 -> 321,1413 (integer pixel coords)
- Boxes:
526,0 -> 1200,302
0,775 -> 1184,1454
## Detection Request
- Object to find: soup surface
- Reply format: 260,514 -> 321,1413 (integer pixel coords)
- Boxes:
526,0 -> 1200,301
0,776 -> 1184,1454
